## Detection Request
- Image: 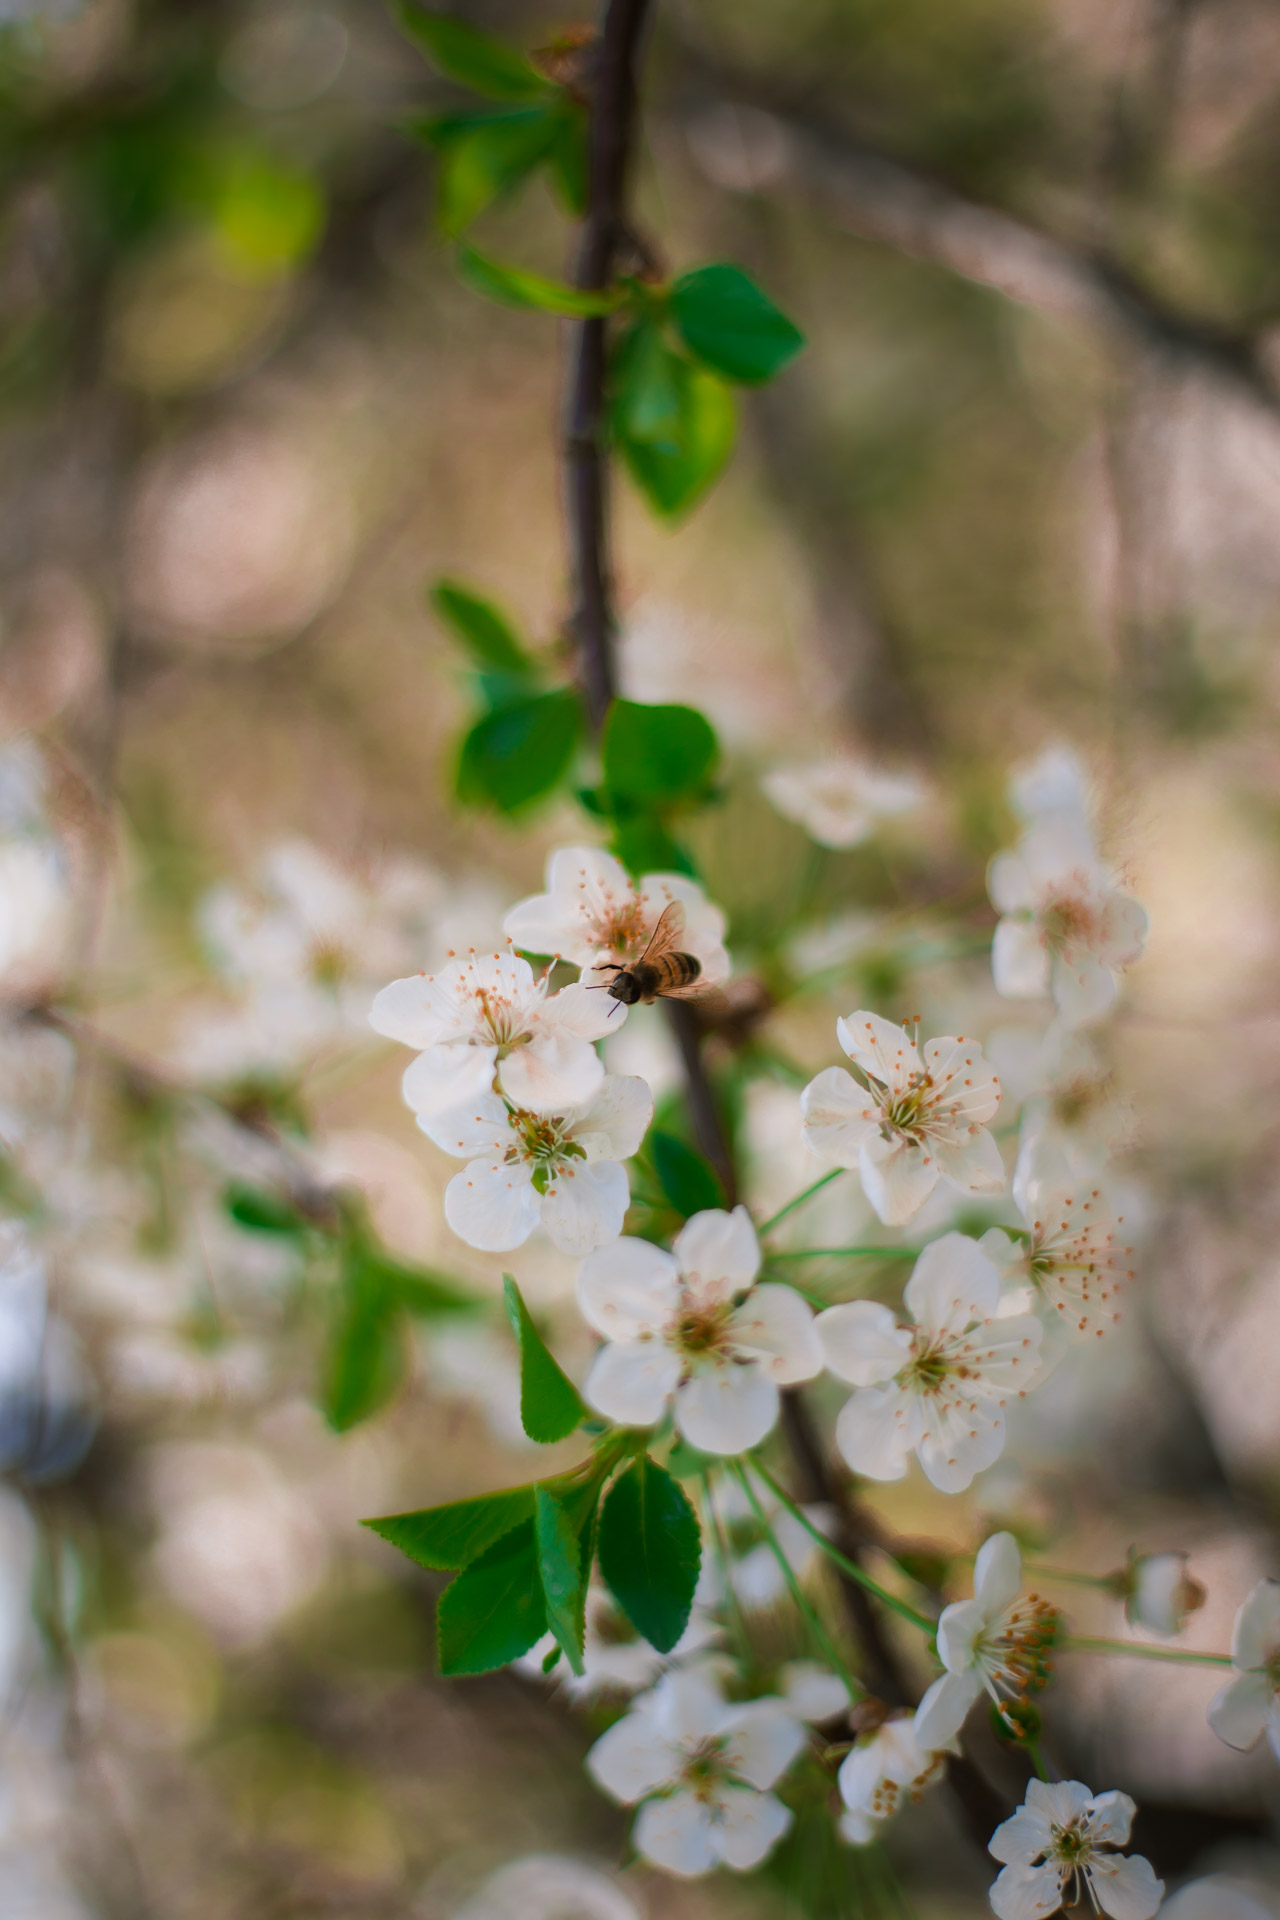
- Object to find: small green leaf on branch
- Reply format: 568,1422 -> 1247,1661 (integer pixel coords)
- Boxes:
457,243 -> 625,316
456,688 -> 582,814
601,699 -> 719,807
430,579 -> 533,675
671,264 -> 805,385
394,6 -> 552,101
364,1486 -> 537,1571
436,1519 -> 548,1675
598,1454 -> 701,1652
503,1274 -> 587,1443
535,1480 -> 598,1674
416,110 -> 559,235
650,1131 -> 726,1217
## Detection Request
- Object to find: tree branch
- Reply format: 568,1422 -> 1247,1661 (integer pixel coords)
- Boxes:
676,95 -> 1280,416
565,0 -> 652,731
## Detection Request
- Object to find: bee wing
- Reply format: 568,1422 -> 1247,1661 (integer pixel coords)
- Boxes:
637,898 -> 687,965
666,979 -> 729,1012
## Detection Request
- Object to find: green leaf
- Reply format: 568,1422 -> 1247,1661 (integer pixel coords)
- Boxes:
430,579 -> 533,675
419,110 -> 559,235
372,1255 -> 476,1317
598,1455 -> 701,1653
546,102 -> 589,216
457,243 -> 625,316
223,1183 -> 305,1235
671,264 -> 805,385
601,699 -> 720,807
364,1486 -> 536,1571
437,1519 -> 547,1675
456,688 -> 582,814
610,813 -> 695,878
503,1275 -> 587,1444
394,5 -> 551,101
612,344 -> 736,519
535,1480 -> 598,1675
322,1263 -> 404,1433
650,1132 -> 725,1217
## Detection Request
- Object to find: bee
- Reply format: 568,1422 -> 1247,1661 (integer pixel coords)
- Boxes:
593,900 -> 703,1012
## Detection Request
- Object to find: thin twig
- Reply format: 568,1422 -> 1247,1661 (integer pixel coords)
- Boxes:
565,0 -> 653,730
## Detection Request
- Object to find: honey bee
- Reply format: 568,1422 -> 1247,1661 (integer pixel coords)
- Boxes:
593,900 -> 704,1011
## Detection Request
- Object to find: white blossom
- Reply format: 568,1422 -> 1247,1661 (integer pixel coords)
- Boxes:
419,1075 -> 652,1255
585,1667 -> 805,1877
503,846 -> 729,986
913,1532 -> 1057,1750
800,1011 -> 1004,1225
577,1207 -> 821,1455
1208,1578 -> 1280,1761
371,947 -> 615,1118
988,1779 -> 1163,1920
838,1713 -> 949,1845
762,757 -> 925,850
1122,1550 -> 1205,1639
980,1139 -> 1132,1339
988,812 -> 1147,1028
816,1233 -> 1043,1494
777,1660 -> 850,1724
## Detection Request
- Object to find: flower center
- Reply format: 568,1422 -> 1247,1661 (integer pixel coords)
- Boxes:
671,1298 -> 734,1360
679,1736 -> 731,1803
309,939 -> 350,990
1038,884 -> 1100,956
1051,1818 -> 1093,1868
880,1074 -> 934,1142
979,1595 -> 1059,1719
588,885 -> 658,963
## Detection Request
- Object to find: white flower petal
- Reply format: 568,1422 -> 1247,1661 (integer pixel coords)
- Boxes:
932,1125 -> 1007,1196
833,1385 -> 912,1481
416,1093 -> 511,1158
712,1789 -> 792,1870
816,1300 -> 909,1387
585,1701 -> 675,1802
913,1671 -> 980,1751
973,1530 -> 1023,1614
835,1011 -> 921,1092
577,1236 -> 681,1339
779,1662 -> 850,1724
1089,1851 -> 1164,1920
443,1160 -> 540,1252
539,1160 -> 630,1256
990,1860 -> 1066,1920
992,915 -> 1052,998
1051,950 -> 1118,1027
368,972 -> 455,1046
1088,1790 -> 1137,1847
676,1366 -> 780,1455
673,1205 -> 760,1297
728,1284 -> 821,1384
904,1232 -> 1002,1336
633,1791 -> 717,1877
1231,1578 -> 1280,1670
498,1024 -> 605,1114
720,1702 -> 806,1790
916,1399 -> 1007,1494
858,1134 -> 939,1224
799,1066 -> 879,1164
987,849 -> 1037,916
583,1340 -> 681,1429
570,1074 -> 653,1161
1208,1670 -> 1271,1752
403,1042 -> 497,1117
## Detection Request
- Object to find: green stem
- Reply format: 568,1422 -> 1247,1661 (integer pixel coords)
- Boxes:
757,1168 -> 845,1237
700,1469 -> 756,1674
751,1457 -> 937,1634
769,1245 -> 920,1262
729,1461 -> 866,1700
1022,1563 -> 1118,1591
1025,1736 -> 1051,1783
1062,1635 -> 1232,1667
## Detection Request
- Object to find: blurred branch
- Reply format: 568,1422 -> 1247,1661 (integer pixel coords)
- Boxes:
675,96 -> 1280,418
564,0 -> 652,730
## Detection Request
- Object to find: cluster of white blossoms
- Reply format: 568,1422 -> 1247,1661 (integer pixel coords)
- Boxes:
363,796 -> 1280,1916
987,747 -> 1147,1028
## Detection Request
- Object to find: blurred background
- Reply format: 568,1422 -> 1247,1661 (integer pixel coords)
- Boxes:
4,0 -> 1280,1913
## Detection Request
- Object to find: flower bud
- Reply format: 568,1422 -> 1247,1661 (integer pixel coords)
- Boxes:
1120,1549 -> 1206,1637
